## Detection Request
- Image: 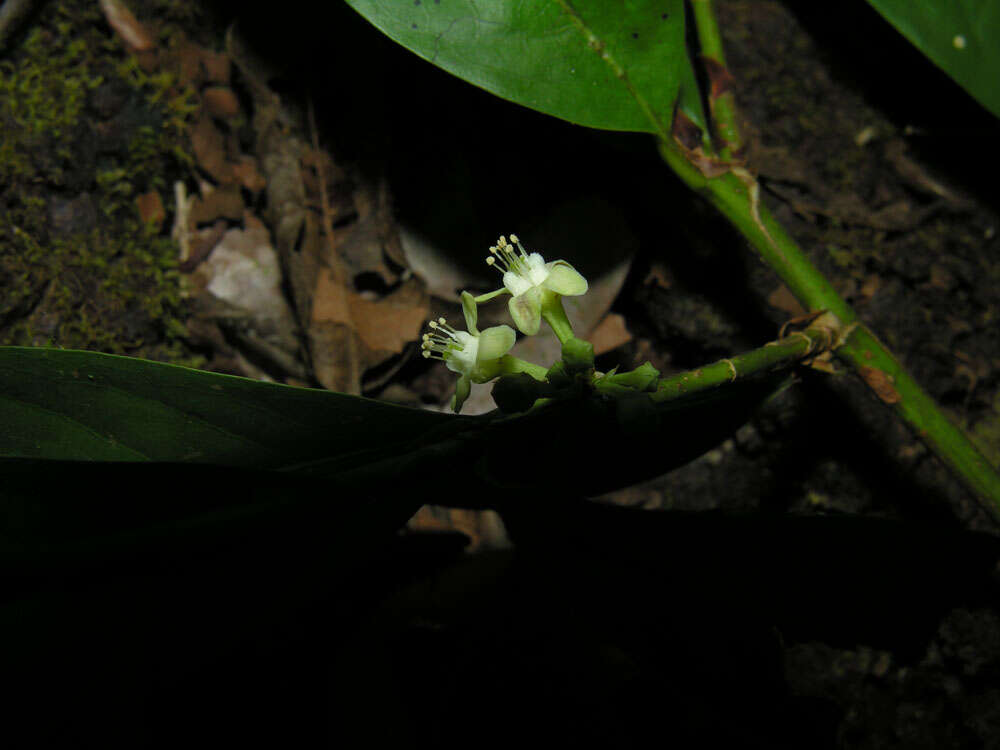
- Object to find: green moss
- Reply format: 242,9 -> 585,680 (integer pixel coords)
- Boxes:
0,9 -> 102,185
4,218 -> 200,366
0,0 -> 204,368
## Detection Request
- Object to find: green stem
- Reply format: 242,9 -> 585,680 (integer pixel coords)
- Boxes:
670,160 -> 856,324
689,0 -> 742,157
652,327 -> 830,402
499,354 -> 549,382
541,294 -> 575,344
837,326 -> 1000,518
658,52 -> 1000,521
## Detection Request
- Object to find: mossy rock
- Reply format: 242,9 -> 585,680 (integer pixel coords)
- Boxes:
0,0 -> 202,366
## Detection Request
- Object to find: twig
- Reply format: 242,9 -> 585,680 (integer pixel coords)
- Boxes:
689,0 -> 743,158
652,326 -> 831,403
659,0 -> 1000,522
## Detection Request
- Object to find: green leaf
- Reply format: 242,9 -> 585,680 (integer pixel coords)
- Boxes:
476,373 -> 790,498
0,348 -> 789,497
345,0 -> 702,133
865,0 -> 1000,119
0,347 -> 789,577
0,347 -> 468,581
0,346 -> 463,468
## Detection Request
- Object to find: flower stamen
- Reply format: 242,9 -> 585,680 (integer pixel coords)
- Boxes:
422,317 -> 464,360
487,234 -> 531,277
481,232 -> 589,337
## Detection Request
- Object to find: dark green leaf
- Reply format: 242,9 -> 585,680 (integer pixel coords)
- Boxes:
345,0 -> 702,133
865,0 -> 1000,118
473,373 -> 791,499
0,347 -> 791,498
0,346 -> 463,468
0,347 -> 789,576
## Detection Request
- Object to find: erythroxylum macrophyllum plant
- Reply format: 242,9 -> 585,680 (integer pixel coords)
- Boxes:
3,0 -> 999,597
344,0 -> 1000,522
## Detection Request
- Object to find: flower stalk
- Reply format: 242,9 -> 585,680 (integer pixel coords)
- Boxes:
541,295 -> 575,344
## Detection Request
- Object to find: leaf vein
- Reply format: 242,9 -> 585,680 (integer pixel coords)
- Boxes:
551,0 -> 671,139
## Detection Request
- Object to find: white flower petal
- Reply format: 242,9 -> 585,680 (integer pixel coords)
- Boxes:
525,252 -> 546,269
503,270 -> 532,297
509,286 -> 543,336
444,330 -> 478,375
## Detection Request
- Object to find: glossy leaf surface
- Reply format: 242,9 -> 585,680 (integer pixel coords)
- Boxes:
0,346 -> 788,491
0,347 -> 462,468
0,347 -> 786,575
866,0 -> 1000,118
345,0 -> 703,132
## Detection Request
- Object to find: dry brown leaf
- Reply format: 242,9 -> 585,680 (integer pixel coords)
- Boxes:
356,281 -> 428,357
767,284 -> 807,317
588,312 -> 632,356
202,86 -> 241,119
99,0 -> 154,52
190,115 -> 233,184
188,185 -> 244,227
200,49 -> 231,85
407,506 -> 510,551
171,39 -> 230,87
310,267 -> 352,326
232,156 -> 267,195
175,38 -> 207,86
858,365 -> 901,404
135,190 -> 164,229
228,28 -> 423,394
308,323 -> 361,394
312,268 -> 426,356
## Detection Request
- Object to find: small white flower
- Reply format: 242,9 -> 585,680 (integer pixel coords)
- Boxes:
422,322 -> 479,373
485,234 -> 588,336
421,318 -> 516,378
421,294 -> 516,412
